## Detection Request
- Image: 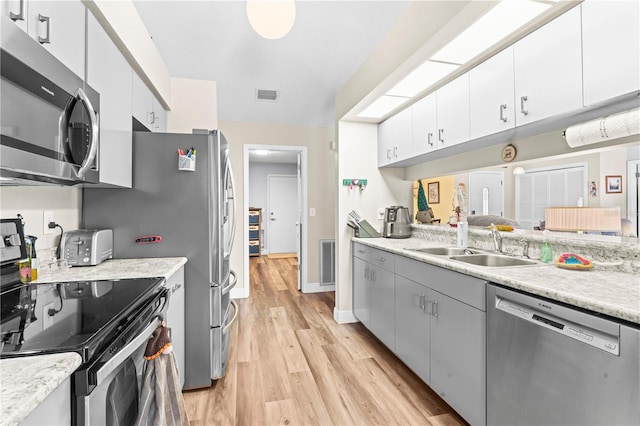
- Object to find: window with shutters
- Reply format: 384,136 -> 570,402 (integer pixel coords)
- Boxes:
515,164 -> 586,230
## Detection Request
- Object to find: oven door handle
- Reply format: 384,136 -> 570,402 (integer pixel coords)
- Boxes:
223,300 -> 238,334
94,317 -> 161,384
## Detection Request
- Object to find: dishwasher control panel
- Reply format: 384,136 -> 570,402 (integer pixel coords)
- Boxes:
496,296 -> 620,355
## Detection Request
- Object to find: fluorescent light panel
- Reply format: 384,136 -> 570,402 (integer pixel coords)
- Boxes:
386,61 -> 459,98
431,0 -> 552,64
357,95 -> 408,119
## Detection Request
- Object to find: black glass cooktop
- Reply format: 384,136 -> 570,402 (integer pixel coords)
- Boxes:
0,277 -> 164,362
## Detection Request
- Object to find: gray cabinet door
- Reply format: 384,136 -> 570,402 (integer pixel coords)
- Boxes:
395,275 -> 430,384
352,256 -> 371,328
430,290 -> 486,426
165,266 -> 186,388
370,265 -> 395,351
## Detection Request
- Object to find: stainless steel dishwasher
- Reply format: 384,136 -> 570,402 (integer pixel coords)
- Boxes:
487,284 -> 640,426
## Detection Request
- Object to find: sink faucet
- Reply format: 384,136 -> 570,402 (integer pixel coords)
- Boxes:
520,238 -> 530,259
490,224 -> 502,253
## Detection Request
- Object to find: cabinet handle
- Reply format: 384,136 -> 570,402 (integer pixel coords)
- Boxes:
358,249 -> 365,254
500,104 -> 507,122
419,295 -> 425,310
438,129 -> 444,144
38,14 -> 50,44
364,267 -> 369,280
9,0 -> 25,21
520,95 -> 528,116
427,132 -> 434,146
432,300 -> 439,317
148,111 -> 155,125
377,257 -> 385,263
371,270 -> 376,282
393,146 -> 398,158
386,148 -> 391,160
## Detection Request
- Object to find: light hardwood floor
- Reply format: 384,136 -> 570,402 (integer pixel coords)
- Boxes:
183,256 -> 467,426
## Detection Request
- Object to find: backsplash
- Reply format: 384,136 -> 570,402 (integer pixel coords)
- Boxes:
0,186 -> 82,260
412,224 -> 640,274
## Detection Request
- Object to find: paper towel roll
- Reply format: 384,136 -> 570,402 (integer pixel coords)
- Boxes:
565,107 -> 640,147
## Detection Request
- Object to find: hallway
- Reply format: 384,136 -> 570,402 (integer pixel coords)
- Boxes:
183,256 -> 466,425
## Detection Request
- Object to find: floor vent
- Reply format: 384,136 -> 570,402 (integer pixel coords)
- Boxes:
256,89 -> 279,102
320,239 -> 335,286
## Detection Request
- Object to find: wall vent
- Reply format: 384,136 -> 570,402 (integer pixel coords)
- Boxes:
256,89 -> 279,102
320,239 -> 335,286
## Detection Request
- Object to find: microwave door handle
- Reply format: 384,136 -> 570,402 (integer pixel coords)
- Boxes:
74,87 -> 99,179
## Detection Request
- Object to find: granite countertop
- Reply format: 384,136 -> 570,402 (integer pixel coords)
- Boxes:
35,256 -> 188,283
1,257 -> 187,425
0,353 -> 82,426
354,236 -> 640,324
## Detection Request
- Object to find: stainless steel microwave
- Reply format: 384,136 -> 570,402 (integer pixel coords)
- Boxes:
0,15 -> 100,186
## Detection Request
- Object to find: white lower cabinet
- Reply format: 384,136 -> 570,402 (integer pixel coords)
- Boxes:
21,376 -> 71,425
354,244 -> 487,426
164,266 -> 185,389
352,255 -> 371,328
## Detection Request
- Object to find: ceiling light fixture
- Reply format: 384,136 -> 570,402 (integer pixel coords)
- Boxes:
246,0 -> 296,40
513,166 -> 525,175
254,150 -> 270,156
357,95 -> 409,119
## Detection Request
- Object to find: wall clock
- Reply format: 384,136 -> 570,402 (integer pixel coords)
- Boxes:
501,144 -> 517,162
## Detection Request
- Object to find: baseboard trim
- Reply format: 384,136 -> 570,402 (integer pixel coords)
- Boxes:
302,282 -> 335,293
333,308 -> 358,324
230,286 -> 249,299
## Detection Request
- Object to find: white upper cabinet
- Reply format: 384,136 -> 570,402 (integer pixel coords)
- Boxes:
377,107 -> 412,166
513,6 -> 583,126
86,12 -> 132,188
2,0 -> 86,78
436,73 -> 470,149
469,47 -> 515,140
411,93 -> 437,156
582,0 -> 640,106
132,73 -> 167,132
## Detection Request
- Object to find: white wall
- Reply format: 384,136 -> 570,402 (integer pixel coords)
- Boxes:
248,162 -> 297,253
335,121 -> 412,322
0,187 -> 82,268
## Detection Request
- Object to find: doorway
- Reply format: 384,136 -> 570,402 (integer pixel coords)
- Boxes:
627,160 -> 640,236
244,145 -> 308,293
468,171 -> 504,216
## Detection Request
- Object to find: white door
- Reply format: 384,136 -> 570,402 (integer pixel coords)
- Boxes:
468,172 -> 504,216
296,153 -> 302,289
268,175 -> 298,254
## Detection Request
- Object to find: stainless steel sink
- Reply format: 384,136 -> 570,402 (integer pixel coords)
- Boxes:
409,247 -> 484,256
449,254 -> 540,267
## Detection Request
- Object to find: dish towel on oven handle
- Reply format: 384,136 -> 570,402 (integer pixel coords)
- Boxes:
135,322 -> 188,426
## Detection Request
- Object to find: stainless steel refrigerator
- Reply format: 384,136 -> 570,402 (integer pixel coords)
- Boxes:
83,130 -> 237,389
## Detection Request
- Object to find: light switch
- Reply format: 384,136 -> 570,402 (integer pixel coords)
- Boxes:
309,208 -> 316,217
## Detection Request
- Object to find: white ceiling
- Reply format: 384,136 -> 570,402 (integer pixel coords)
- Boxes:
133,0 -> 412,128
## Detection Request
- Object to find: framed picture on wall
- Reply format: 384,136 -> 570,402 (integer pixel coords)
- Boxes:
605,175 -> 622,194
428,181 -> 440,204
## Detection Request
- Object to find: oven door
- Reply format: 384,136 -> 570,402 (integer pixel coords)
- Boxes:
0,20 -> 100,186
76,318 -> 161,426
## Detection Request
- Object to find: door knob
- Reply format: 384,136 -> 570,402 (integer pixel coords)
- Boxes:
270,218 -> 276,221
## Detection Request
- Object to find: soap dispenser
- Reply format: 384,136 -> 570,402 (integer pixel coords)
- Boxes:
540,230 -> 553,263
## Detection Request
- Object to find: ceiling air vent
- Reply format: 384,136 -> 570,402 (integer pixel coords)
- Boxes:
256,89 -> 279,102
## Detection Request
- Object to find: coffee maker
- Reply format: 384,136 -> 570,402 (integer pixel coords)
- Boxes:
382,206 -> 412,239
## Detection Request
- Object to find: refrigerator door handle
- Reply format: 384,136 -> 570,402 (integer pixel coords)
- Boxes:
223,300 -> 238,334
222,270 -> 237,295
226,162 -> 237,254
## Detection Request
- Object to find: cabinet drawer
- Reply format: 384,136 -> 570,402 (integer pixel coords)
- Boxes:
370,248 -> 394,272
249,226 -> 259,240
352,242 -> 370,262
249,240 -> 260,254
249,213 -> 260,224
396,256 -> 486,310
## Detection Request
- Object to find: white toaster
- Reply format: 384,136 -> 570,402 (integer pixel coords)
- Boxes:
62,229 -> 113,266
